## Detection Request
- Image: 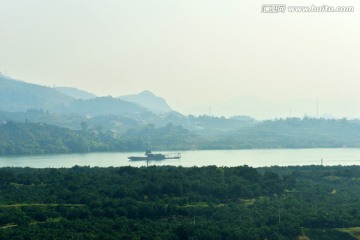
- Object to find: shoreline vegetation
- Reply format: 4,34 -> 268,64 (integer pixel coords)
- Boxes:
2,117 -> 360,156
1,165 -> 360,239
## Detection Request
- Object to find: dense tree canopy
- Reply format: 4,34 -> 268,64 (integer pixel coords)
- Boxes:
1,165 -> 360,239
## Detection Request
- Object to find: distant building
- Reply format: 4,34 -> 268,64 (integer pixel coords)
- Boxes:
106,129 -> 118,139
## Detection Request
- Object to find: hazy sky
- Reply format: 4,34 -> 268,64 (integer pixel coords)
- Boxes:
0,0 -> 359,119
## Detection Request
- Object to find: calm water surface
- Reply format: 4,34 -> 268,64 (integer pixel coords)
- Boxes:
1,148 -> 360,168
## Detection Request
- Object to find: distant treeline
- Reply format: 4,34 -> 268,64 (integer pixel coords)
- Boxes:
2,118 -> 360,155
0,121 -> 147,155
198,117 -> 360,149
121,117 -> 360,149
1,165 -> 360,239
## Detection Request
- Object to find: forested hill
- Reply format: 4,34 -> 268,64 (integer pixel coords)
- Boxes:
2,118 -> 360,155
0,121 -> 191,155
0,121 -> 140,155
197,118 -> 360,149
252,118 -> 360,148
0,121 -> 95,155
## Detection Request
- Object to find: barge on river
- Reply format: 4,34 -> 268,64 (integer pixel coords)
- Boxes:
128,150 -> 181,161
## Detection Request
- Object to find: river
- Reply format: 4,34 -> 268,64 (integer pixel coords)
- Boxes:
1,148 -> 360,168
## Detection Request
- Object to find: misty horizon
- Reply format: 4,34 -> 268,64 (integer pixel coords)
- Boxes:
1,71 -> 360,120
1,1 -> 359,119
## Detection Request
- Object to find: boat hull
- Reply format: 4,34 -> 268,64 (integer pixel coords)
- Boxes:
128,156 -> 148,161
128,151 -> 181,161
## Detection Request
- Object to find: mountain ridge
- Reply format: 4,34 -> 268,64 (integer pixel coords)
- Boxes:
0,74 -> 74,112
55,87 -> 97,100
0,74 -> 176,119
119,90 -> 174,114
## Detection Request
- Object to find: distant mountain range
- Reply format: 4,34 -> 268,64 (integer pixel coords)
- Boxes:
0,74 -> 257,135
0,74 -> 73,112
55,87 -> 97,100
119,90 -> 174,114
57,97 -> 154,117
0,74 -> 175,116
